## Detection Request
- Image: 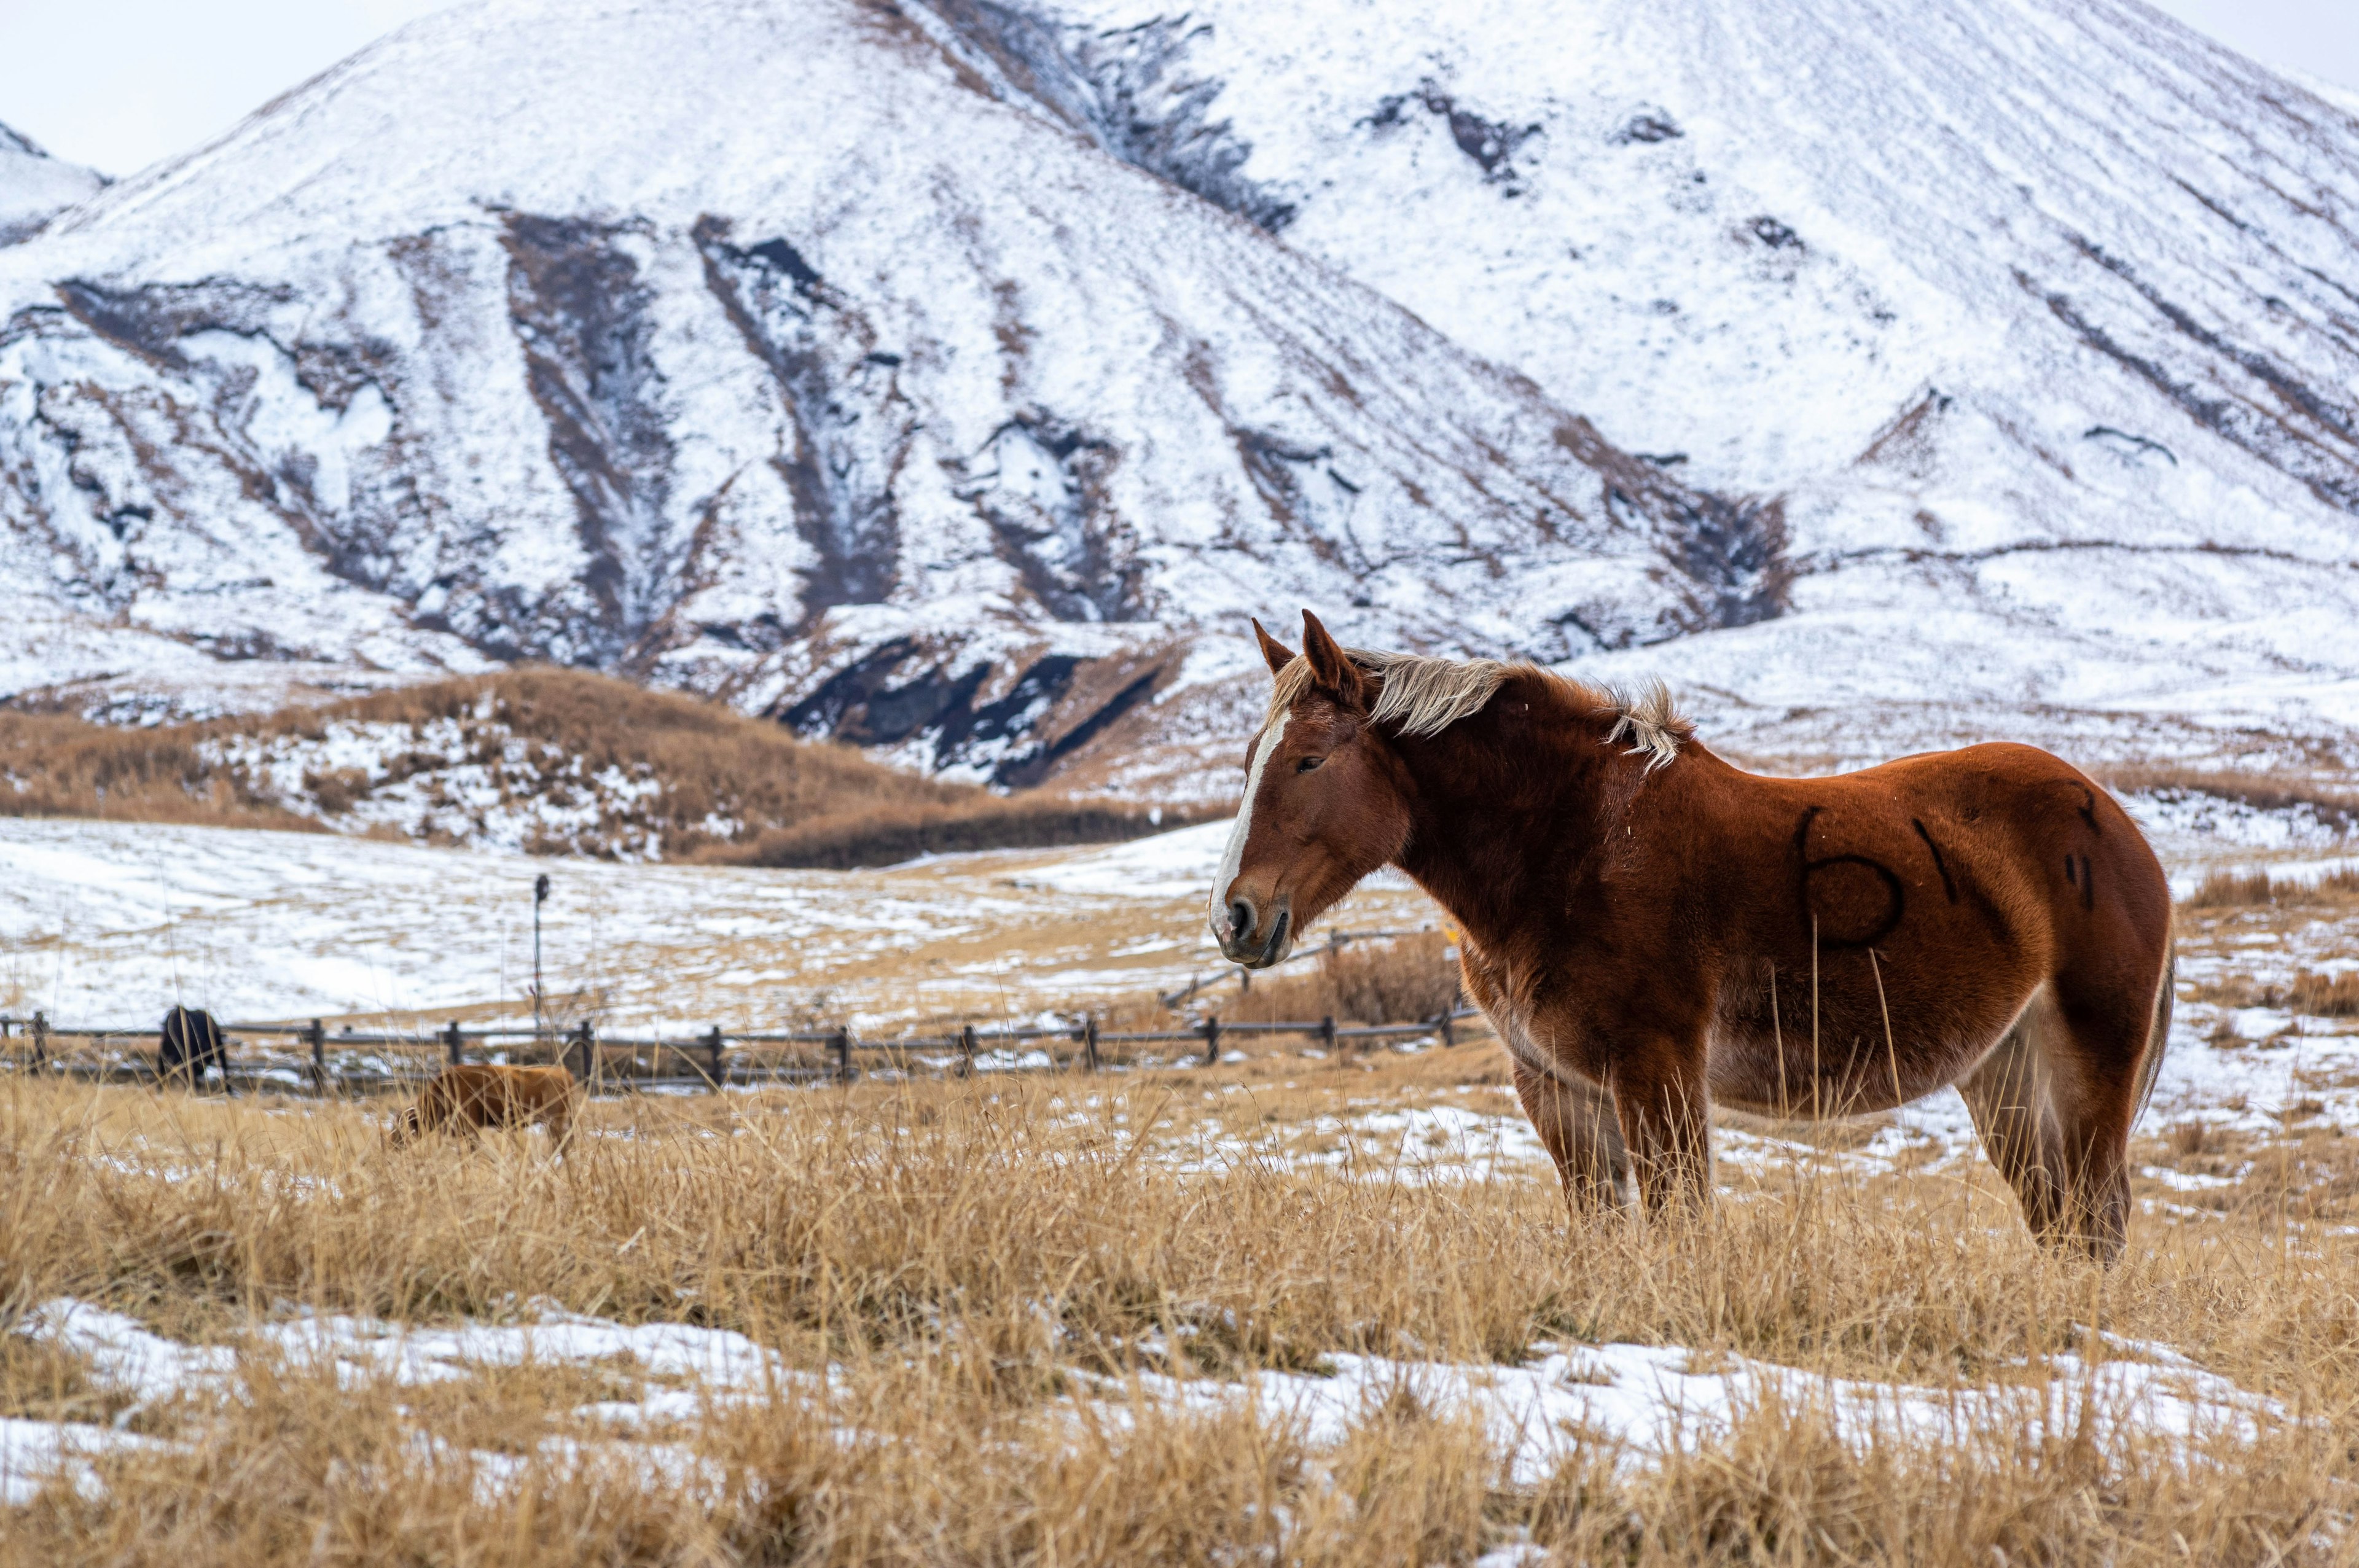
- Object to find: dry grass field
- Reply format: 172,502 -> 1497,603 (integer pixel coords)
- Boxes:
10,803 -> 2359,1561
7,940 -> 2359,1564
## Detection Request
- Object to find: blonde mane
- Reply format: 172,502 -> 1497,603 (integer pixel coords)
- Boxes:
1597,677 -> 1691,773
1264,651 -> 1691,770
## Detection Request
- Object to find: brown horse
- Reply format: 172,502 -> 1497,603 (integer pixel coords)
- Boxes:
1211,611 -> 2175,1259
389,1064 -> 579,1153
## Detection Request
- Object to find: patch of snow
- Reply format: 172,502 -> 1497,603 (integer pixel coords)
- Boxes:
1109,1338 -> 2285,1484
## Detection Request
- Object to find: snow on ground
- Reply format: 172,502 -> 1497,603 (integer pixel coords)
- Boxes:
1008,821 -> 1231,899
1,1295 -> 2288,1507
200,714 -> 683,859
2,1297 -> 794,1507
0,816 -> 1436,1032
1119,1337 -> 2282,1486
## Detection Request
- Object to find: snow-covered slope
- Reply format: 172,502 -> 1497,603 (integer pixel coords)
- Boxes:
0,0 -> 1770,779
0,123 -> 103,246
945,0 -> 2359,760
6,0 -> 2359,790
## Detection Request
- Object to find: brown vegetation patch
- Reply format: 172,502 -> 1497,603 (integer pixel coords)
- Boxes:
2185,969 -> 2359,1018
0,669 -> 1181,862
2185,865 -> 2359,908
704,795 -> 1199,870
1219,932 -> 1462,1027
2101,763 -> 2359,836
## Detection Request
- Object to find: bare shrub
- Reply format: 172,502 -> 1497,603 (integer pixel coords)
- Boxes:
1222,933 -> 1460,1026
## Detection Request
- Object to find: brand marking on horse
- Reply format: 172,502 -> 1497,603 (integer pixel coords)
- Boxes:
1794,806 -> 1906,949
1910,817 -> 1958,903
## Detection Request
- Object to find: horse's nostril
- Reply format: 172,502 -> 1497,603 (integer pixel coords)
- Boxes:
1230,900 -> 1255,941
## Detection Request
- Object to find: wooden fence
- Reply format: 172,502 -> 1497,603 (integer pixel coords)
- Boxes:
0,1005 -> 1492,1097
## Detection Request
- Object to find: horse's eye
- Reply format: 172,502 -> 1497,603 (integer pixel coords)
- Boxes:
1297,756 -> 1324,773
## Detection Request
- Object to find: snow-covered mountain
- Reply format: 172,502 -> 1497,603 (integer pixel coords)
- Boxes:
0,0 -> 1775,784
3,0 -> 2358,796
0,122 -> 103,245
939,0 -> 2359,769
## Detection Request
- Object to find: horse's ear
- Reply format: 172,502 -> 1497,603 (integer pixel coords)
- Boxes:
1251,617 -> 1296,677
1299,609 -> 1368,709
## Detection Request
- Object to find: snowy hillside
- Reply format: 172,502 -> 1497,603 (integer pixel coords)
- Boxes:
3,0 -> 2358,794
0,0 -> 1774,784
0,122 -> 102,245
943,0 -> 2359,762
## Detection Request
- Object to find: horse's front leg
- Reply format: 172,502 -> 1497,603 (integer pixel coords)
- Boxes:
1609,1042 -> 1715,1214
1511,1059 -> 1629,1213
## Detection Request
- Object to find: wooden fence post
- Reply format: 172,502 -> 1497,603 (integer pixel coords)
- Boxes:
833,1026 -> 852,1084
570,1021 -> 595,1084
1320,1015 -> 1336,1055
705,1026 -> 725,1091
1202,1013 -> 1221,1066
30,1012 -> 46,1071
308,1018 -> 326,1091
959,1023 -> 977,1077
444,1020 -> 463,1067
1084,1016 -> 1100,1072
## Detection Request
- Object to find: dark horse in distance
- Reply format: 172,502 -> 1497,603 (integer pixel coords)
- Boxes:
158,1005 -> 230,1086
1209,612 -> 2175,1259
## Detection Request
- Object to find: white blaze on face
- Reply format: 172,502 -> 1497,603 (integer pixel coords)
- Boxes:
1210,713 -> 1289,940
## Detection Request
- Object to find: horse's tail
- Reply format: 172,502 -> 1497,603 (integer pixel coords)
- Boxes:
2133,914 -> 2175,1125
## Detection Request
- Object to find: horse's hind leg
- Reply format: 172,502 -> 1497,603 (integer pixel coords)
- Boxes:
2043,965 -> 2164,1262
1957,997 -> 2070,1244
1512,1059 -> 1629,1213
1963,981 -> 2147,1261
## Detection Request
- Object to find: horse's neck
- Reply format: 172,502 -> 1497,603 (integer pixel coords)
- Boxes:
1389,687 -> 1614,954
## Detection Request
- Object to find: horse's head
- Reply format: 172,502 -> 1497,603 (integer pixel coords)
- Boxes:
1209,610 -> 1414,967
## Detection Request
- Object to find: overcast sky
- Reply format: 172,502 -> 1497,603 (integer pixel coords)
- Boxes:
0,0 -> 2355,176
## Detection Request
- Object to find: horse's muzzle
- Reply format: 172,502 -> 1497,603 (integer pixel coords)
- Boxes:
1216,897 -> 1292,969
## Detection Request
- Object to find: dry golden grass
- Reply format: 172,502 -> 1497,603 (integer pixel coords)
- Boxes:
4,1062 -> 2358,1565
1219,932 -> 1463,1027
2186,865 -> 2359,910
2097,763 -> 2359,837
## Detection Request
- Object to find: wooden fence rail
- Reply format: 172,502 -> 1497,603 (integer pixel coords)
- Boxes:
0,1004 -> 1491,1096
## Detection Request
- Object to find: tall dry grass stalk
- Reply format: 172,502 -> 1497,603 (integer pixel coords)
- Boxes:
2,1072 -> 2355,1564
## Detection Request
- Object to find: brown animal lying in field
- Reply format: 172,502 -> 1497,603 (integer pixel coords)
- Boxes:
388,1064 -> 579,1153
